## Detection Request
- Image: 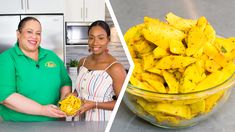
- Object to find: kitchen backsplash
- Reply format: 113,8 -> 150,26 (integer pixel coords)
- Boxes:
65,45 -> 89,64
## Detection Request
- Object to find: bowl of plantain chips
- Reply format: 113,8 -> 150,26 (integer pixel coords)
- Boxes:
124,12 -> 235,129
58,94 -> 82,116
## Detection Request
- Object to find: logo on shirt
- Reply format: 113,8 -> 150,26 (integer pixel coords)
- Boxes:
45,61 -> 57,68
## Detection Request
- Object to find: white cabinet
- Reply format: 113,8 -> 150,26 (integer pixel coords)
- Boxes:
0,0 -> 63,14
0,0 -> 24,14
24,0 -> 64,13
64,0 -> 105,22
84,0 -> 105,22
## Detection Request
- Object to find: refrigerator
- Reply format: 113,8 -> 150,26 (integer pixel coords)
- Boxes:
0,15 -> 64,61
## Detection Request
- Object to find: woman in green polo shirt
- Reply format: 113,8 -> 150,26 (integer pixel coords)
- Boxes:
0,17 -> 72,121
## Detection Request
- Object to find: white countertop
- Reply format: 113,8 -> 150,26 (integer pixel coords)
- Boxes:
0,121 -> 107,132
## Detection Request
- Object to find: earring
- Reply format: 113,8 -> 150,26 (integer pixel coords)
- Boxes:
105,48 -> 109,53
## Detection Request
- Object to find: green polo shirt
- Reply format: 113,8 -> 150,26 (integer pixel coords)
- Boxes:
0,43 -> 72,122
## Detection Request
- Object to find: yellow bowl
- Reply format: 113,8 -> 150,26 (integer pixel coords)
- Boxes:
123,73 -> 235,129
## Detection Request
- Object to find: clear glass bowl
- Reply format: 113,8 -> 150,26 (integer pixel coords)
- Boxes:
123,73 -> 235,129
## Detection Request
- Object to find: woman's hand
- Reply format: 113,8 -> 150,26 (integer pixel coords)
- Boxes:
76,100 -> 95,115
2,93 -> 66,118
40,104 -> 66,118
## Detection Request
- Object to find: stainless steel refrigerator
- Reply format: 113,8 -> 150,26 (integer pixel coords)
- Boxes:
0,15 -> 64,61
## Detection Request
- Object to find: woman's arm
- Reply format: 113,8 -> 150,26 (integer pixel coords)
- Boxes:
2,93 -> 66,118
95,63 -> 127,109
78,100 -> 115,115
109,63 -> 127,98
60,86 -> 72,100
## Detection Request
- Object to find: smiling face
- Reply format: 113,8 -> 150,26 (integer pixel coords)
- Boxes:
17,19 -> 42,54
88,25 -> 110,55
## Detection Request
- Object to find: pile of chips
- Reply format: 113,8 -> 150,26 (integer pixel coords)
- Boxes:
59,94 -> 82,116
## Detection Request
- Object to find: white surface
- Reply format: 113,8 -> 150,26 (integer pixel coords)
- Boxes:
0,0 -> 24,14
84,0 -> 105,22
64,0 -> 84,22
0,0 -> 63,14
64,0 -> 105,22
26,0 -> 63,13
0,121 -> 107,132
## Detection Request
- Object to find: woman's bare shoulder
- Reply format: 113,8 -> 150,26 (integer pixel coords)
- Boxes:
108,62 -> 126,75
78,57 -> 86,68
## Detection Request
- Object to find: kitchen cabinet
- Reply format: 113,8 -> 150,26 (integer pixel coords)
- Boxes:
0,0 -> 24,14
0,0 -> 63,14
64,0 -> 105,22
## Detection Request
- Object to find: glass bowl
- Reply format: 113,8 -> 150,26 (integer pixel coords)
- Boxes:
123,73 -> 235,129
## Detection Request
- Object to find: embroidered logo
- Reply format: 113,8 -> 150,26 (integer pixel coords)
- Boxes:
45,61 -> 56,68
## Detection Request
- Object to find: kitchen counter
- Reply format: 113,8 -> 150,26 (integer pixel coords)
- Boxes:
0,120 -> 107,132
109,0 -> 235,132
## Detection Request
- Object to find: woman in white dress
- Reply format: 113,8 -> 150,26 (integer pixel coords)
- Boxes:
74,20 -> 126,121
